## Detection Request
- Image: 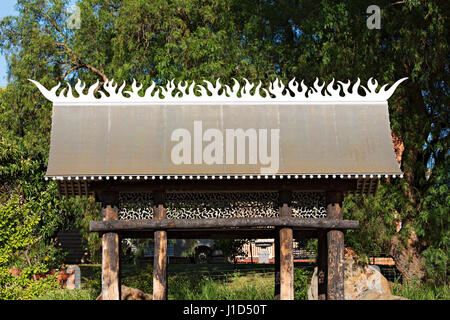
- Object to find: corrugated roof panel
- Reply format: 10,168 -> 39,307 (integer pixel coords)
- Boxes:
45,103 -> 402,178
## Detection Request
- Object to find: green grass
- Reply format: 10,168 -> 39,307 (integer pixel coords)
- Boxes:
55,263 -> 309,300
85,263 -> 312,300
391,281 -> 450,300
34,289 -> 97,300
34,263 -> 450,300
168,271 -> 275,300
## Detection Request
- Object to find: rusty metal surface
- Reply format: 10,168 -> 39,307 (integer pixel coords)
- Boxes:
46,103 -> 402,177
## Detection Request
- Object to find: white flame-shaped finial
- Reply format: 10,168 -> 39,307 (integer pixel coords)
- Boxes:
29,77 -> 407,104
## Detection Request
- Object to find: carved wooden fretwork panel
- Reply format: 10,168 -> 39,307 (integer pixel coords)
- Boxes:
119,192 -> 155,220
291,192 -> 327,218
118,191 -> 326,220
165,192 -> 279,219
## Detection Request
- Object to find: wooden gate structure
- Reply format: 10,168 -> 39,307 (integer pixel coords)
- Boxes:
32,77 -> 406,300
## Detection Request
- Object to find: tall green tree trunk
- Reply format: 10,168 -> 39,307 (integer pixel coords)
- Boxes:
389,228 -> 426,282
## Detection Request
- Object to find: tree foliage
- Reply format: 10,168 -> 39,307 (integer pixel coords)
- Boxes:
214,239 -> 248,265
0,0 -> 448,288
0,192 -> 62,299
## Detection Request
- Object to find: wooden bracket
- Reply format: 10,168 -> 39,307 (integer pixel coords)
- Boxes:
278,190 -> 292,207
99,191 -> 119,208
325,191 -> 343,206
153,190 -> 166,206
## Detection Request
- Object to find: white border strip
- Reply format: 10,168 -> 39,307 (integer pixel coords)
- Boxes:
52,100 -> 388,106
45,173 -> 403,181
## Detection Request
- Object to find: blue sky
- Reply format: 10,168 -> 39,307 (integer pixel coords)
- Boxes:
0,0 -> 18,87
0,0 -> 78,87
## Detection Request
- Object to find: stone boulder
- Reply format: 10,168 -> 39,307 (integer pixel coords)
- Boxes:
308,248 -> 407,300
97,285 -> 152,300
359,289 -> 408,300
65,265 -> 81,290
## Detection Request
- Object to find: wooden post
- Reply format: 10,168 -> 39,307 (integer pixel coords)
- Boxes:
274,230 -> 280,300
250,240 -> 253,264
279,204 -> 294,300
153,191 -> 167,300
100,191 -> 121,300
278,191 -> 294,300
326,191 -> 345,300
317,230 -> 327,300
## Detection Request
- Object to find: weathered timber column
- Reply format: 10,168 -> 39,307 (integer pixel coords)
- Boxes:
153,191 -> 167,300
100,191 -> 121,300
317,230 -> 328,300
326,191 -> 344,300
278,191 -> 294,300
274,230 -> 280,300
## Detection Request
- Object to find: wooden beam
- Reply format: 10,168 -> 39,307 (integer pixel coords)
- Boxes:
89,178 -> 358,194
326,191 -> 345,300
114,229 -> 318,240
90,217 -> 359,233
181,229 -> 317,239
100,192 -> 120,300
153,192 -> 167,300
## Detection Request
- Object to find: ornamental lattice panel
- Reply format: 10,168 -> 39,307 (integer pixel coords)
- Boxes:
291,192 -> 327,218
118,192 -> 326,220
119,192 -> 155,220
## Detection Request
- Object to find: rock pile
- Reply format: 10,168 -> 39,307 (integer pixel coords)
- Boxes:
308,248 -> 407,300
97,285 -> 152,300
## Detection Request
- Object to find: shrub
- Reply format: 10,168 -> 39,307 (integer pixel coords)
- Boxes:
214,239 -> 249,265
0,266 -> 60,300
0,194 -> 61,300
0,194 -> 39,266
294,268 -> 313,300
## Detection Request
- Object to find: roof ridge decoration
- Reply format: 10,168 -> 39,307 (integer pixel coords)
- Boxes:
29,77 -> 407,104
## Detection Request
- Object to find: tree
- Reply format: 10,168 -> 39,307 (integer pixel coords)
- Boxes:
214,239 -> 248,266
286,0 -> 449,282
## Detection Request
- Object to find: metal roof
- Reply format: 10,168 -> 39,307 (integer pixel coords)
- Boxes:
32,78 -> 404,195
